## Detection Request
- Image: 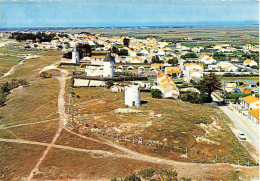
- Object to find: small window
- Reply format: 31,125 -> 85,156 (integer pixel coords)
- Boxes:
132,101 -> 135,107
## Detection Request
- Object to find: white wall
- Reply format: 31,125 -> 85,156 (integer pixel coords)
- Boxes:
73,79 -> 105,87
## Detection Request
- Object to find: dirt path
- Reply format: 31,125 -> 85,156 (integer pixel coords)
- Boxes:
0,119 -> 57,129
2,55 -> 40,78
65,128 -> 257,169
27,65 -> 68,181
0,138 -> 115,156
0,60 -> 257,180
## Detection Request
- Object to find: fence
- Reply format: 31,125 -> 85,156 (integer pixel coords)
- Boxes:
214,108 -> 259,165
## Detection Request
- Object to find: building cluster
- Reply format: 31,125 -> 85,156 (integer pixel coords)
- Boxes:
239,95 -> 259,125
1,31 -> 258,125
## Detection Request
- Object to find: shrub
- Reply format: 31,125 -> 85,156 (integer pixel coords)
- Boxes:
106,80 -> 114,88
40,71 -> 52,78
138,168 -> 155,180
0,93 -> 7,106
181,92 -> 208,104
123,174 -> 141,181
151,89 -> 162,99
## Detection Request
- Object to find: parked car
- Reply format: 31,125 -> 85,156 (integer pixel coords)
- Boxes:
238,133 -> 246,140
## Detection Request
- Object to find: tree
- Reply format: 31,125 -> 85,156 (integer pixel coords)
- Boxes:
168,57 -> 178,66
181,53 -> 197,59
151,89 -> 162,99
112,46 -> 119,55
151,55 -> 162,63
78,43 -> 92,57
123,38 -> 130,47
196,73 -> 221,102
119,49 -> 129,56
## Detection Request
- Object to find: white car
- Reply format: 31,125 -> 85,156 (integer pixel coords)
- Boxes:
238,133 -> 246,140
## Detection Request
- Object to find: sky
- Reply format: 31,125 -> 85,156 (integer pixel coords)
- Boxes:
0,0 -> 259,28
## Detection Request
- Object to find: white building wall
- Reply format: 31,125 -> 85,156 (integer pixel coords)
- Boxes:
248,113 -> 259,125
73,79 -> 105,87
125,85 -> 141,107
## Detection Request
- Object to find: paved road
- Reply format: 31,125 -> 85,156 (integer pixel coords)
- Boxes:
235,64 -> 259,74
212,94 -> 259,151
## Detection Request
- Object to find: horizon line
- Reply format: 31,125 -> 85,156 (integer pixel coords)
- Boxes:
1,23 -> 259,30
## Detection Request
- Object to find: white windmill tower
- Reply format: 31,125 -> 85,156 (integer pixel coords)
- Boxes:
103,53 -> 114,77
72,45 -> 80,64
124,85 -> 141,107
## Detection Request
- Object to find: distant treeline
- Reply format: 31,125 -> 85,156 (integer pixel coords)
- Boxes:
9,32 -> 56,43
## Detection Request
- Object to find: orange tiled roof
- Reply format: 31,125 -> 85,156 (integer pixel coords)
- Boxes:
91,55 -> 105,59
242,95 -> 259,103
160,78 -> 167,83
152,64 -> 164,67
199,54 -> 207,59
243,89 -> 251,93
249,109 -> 259,119
157,74 -> 164,79
166,70 -> 181,74
244,59 -> 252,63
161,82 -> 170,88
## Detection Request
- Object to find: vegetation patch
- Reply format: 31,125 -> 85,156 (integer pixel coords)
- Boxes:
0,142 -> 45,180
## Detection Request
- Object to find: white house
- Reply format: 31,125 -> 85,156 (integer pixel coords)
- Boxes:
157,74 -> 179,99
243,59 -> 257,67
241,95 -> 259,110
248,108 -> 259,125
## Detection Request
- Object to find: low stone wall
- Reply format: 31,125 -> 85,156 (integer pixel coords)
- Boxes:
73,78 -> 105,87
72,75 -> 148,81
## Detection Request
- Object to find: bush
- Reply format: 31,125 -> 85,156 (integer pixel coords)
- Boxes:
181,92 -> 208,104
106,80 -> 114,88
0,93 -> 7,107
40,71 -> 52,78
111,168 -> 191,181
138,168 -> 155,180
151,89 -> 162,99
123,174 -> 141,181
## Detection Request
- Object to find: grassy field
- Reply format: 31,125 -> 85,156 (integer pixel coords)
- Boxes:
55,129 -> 124,154
36,148 -> 161,180
0,42 -> 26,77
35,147 -> 258,181
0,47 -> 63,180
0,35 -> 258,180
68,86 -> 257,166
0,78 -> 60,127
67,26 -> 259,46
0,142 -> 46,180
3,50 -> 63,81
